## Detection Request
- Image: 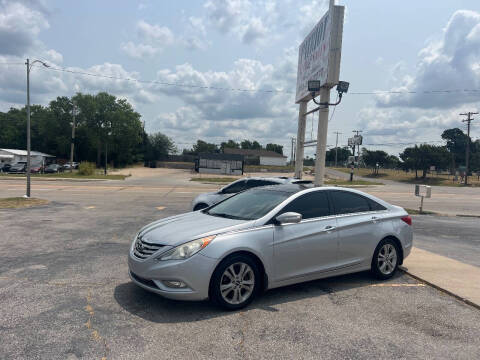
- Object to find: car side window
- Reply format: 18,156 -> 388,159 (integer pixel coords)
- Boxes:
330,191 -> 371,215
222,180 -> 246,194
279,191 -> 331,220
368,199 -> 387,211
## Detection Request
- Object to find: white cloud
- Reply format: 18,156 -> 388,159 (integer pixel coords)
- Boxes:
44,49 -> 62,63
0,0 -> 49,56
182,16 -> 210,51
137,20 -> 174,44
376,10 -> 480,109
204,0 -> 271,44
150,50 -> 299,149
121,20 -> 175,58
298,0 -> 328,38
121,42 -> 158,59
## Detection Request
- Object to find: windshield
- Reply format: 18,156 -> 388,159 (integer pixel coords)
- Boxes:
205,189 -> 291,220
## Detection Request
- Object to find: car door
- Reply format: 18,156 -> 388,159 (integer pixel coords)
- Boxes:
328,190 -> 384,268
272,190 -> 338,283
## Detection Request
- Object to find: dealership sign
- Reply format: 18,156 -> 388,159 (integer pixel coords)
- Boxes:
295,5 -> 345,103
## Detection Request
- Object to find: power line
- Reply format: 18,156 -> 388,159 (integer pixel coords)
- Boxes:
2,62 -> 480,96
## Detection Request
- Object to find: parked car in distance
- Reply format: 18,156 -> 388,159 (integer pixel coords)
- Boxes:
44,164 -> 64,173
8,162 -> 27,174
0,163 -> 12,173
191,177 -> 312,211
30,164 -> 44,173
63,162 -> 79,170
130,185 -> 413,310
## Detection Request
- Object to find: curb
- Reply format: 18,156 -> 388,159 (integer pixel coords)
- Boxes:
399,266 -> 480,310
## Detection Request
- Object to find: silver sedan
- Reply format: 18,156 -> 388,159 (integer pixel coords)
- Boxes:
129,184 -> 413,310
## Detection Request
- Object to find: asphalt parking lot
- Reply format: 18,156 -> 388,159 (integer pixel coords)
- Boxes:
1,170 -> 480,359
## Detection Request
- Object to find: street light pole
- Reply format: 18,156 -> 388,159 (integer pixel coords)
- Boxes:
26,59 -> 31,197
25,58 -> 49,197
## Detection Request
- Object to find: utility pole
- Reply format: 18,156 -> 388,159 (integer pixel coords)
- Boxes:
333,131 -> 341,167
460,112 -> 478,185
69,103 -> 77,173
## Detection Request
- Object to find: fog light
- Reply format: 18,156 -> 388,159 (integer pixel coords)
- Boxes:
163,280 -> 187,288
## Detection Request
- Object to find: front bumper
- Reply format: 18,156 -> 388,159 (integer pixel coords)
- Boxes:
128,250 -> 218,301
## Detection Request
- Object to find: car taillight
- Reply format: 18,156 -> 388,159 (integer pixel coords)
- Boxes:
401,216 -> 412,226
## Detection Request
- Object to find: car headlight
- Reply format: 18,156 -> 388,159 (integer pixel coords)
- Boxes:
158,235 -> 215,261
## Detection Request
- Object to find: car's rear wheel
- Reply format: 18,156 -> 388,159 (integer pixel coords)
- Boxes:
371,238 -> 399,280
210,254 -> 260,310
194,203 -> 208,211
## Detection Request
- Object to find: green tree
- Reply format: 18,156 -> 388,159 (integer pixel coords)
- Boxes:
184,140 -> 218,154
0,92 -> 146,167
361,149 -> 390,174
325,147 -> 351,164
145,132 -> 175,161
265,143 -> 283,155
220,140 -> 240,152
441,128 -> 469,171
241,140 -> 262,150
400,144 -> 449,178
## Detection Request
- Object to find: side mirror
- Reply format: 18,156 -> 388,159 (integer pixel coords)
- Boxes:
275,212 -> 302,225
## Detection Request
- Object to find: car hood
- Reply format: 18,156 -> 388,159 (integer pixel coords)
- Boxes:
137,211 -> 254,246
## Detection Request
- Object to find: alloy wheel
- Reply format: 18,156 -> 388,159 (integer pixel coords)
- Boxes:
377,243 -> 397,275
219,262 -> 255,305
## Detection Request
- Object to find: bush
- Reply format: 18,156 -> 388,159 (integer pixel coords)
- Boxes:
78,162 -> 96,176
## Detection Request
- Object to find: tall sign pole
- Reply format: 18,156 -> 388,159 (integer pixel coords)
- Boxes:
460,112 -> 478,185
314,88 -> 330,185
294,0 -> 345,186
295,102 -> 307,178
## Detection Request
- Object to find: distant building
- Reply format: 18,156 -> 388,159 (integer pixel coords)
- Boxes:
0,148 -> 55,167
223,148 -> 287,166
196,153 -> 244,175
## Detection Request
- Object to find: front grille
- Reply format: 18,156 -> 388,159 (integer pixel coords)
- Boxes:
133,236 -> 164,259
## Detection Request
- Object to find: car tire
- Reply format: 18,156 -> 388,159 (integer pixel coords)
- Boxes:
371,238 -> 400,280
210,254 -> 260,310
194,203 -> 208,211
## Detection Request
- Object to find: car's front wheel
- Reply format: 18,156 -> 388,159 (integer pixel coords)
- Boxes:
210,254 -> 260,310
371,238 -> 399,280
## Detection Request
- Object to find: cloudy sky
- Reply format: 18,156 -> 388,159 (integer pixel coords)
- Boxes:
1,0 -> 480,157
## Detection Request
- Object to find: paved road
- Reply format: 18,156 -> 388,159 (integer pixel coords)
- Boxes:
1,171 -> 480,359
412,215 -> 480,267
326,168 -> 480,216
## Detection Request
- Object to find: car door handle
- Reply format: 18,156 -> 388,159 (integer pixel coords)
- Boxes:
325,225 -> 336,232
371,216 -> 379,223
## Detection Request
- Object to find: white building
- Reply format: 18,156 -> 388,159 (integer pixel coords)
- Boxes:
223,148 -> 287,166
0,148 -> 55,167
